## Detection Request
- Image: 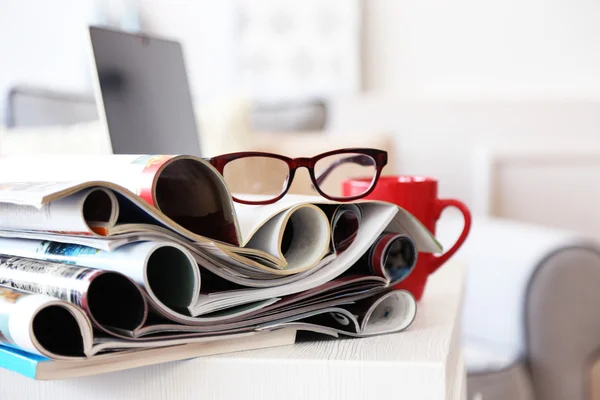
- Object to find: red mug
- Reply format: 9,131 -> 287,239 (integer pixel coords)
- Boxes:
342,175 -> 471,300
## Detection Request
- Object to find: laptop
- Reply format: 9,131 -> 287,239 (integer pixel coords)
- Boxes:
87,26 -> 203,157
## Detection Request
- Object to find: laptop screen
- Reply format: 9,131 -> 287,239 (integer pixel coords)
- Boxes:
88,26 -> 202,157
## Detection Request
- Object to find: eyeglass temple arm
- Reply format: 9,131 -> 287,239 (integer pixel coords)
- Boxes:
203,157 -> 220,170
314,155 -> 374,187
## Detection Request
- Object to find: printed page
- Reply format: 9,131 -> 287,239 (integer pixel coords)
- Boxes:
0,181 -> 83,206
327,204 -> 362,253
0,188 -> 118,236
0,180 -> 224,247
187,275 -> 385,326
0,255 -> 148,337
236,196 -> 441,253
245,204 -> 331,271
155,291 -> 376,333
88,330 -> 260,356
233,194 -> 326,245
385,205 -> 442,253
344,233 -> 417,285
0,229 -> 132,251
0,155 -> 241,246
0,287 -> 94,359
256,290 -> 417,338
0,238 -> 201,322
256,291 -> 418,338
359,291 -> 417,336
253,307 -> 361,337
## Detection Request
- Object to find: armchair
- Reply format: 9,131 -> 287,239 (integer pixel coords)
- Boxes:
437,216 -> 600,400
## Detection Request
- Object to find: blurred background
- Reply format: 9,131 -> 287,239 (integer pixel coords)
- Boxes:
4,2 -> 600,398
4,0 -> 600,234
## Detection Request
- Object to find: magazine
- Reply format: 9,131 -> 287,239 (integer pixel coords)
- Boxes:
0,183 -> 440,274
0,183 -> 331,274
0,286 -> 94,360
0,255 -> 148,337
257,290 -> 417,337
0,239 -> 193,317
0,328 -> 297,380
124,275 -> 392,337
0,232 -> 420,337
0,284 -> 293,362
0,155 -> 240,244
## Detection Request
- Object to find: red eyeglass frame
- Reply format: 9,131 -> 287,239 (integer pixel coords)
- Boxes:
207,148 -> 388,205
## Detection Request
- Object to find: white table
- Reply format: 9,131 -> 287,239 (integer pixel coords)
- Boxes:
0,261 -> 466,400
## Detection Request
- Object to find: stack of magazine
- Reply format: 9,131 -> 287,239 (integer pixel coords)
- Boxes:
0,155 -> 441,380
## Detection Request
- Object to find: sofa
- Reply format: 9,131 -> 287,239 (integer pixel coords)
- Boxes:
436,216 -> 600,400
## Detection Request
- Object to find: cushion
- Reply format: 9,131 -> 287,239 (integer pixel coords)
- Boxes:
435,216 -> 597,358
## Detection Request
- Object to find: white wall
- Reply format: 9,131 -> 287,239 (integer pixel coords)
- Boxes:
362,0 -> 600,99
344,0 -> 600,212
0,0 -> 97,118
138,0 -> 238,102
6,0 -> 600,107
327,97 -> 600,209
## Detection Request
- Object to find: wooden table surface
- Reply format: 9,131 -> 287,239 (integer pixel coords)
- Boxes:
0,261 -> 466,400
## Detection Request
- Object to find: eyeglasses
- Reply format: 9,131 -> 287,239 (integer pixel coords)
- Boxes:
208,148 -> 388,205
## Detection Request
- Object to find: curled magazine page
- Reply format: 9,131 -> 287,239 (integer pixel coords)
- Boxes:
0,182 -> 237,247
0,287 -> 94,359
0,181 -> 84,207
0,238 -> 202,321
0,229 -> 136,252
346,233 -> 418,285
321,203 -> 362,254
245,204 -> 330,271
0,237 -> 304,324
0,256 -> 148,337
256,290 -> 417,337
107,275 -> 388,337
105,201 -> 401,317
179,204 -> 399,313
0,187 -> 118,236
384,205 -> 442,254
0,154 -> 241,245
358,290 -> 417,336
87,330 -> 260,357
233,194 -> 326,245
235,197 -> 441,254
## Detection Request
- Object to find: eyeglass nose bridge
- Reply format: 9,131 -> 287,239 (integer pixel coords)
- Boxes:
293,157 -> 313,169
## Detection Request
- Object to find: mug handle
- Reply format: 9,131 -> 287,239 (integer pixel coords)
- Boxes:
429,199 -> 472,274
